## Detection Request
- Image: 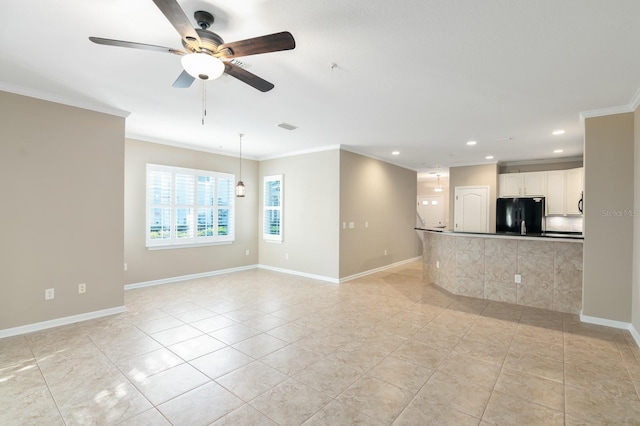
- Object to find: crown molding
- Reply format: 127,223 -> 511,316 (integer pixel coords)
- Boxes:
579,86 -> 640,122
498,156 -> 583,167
125,133 -> 259,161
339,145 -> 419,172
258,144 -> 341,161
0,82 -> 130,118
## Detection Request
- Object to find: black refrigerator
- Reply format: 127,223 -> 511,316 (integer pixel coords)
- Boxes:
496,197 -> 545,234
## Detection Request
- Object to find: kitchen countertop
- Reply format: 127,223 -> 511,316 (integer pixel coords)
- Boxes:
415,228 -> 584,241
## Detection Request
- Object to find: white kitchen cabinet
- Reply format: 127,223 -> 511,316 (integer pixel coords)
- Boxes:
498,174 -> 522,197
546,171 -> 566,215
566,167 -> 584,215
498,172 -> 546,197
545,167 -> 584,215
522,172 -> 546,196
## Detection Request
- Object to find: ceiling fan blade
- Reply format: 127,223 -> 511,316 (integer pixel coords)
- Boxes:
224,63 -> 274,92
216,32 -> 295,58
152,0 -> 201,49
172,70 -> 195,88
89,37 -> 184,55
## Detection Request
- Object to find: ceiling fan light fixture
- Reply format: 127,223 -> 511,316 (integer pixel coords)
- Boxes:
181,53 -> 225,80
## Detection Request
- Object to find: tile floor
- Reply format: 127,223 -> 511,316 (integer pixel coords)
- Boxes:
2,261 -> 640,425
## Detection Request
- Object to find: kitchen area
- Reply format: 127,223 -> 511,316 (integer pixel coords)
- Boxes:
417,160 -> 584,315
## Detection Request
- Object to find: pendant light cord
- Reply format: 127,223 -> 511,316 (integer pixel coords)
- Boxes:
239,133 -> 243,180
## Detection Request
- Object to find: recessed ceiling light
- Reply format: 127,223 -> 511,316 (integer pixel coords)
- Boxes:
485,155 -> 494,160
466,140 -> 477,146
391,151 -> 400,156
554,149 -> 564,153
552,130 -> 565,135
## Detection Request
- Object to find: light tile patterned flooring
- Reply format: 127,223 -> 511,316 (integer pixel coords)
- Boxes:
2,261 -> 640,425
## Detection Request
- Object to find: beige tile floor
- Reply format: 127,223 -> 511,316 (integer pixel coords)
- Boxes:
2,261 -> 640,425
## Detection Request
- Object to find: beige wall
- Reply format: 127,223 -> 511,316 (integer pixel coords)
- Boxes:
258,149 -> 340,279
449,164 -> 498,233
633,106 -> 640,333
499,160 -> 583,174
124,139 -> 258,284
339,150 -> 421,278
583,113 -> 634,322
0,91 -> 125,329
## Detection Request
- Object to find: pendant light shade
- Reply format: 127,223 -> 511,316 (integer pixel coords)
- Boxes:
181,53 -> 225,80
434,174 -> 443,192
236,133 -> 246,197
235,180 -> 246,197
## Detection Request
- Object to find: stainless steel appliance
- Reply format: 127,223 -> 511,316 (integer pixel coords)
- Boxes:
496,197 -> 545,235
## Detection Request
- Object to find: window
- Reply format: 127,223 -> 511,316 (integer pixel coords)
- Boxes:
263,174 -> 283,242
146,164 -> 234,248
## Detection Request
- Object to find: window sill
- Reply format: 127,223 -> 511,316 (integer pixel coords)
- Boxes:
147,241 -> 233,250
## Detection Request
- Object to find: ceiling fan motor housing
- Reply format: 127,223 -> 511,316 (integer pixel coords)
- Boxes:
183,28 -> 224,53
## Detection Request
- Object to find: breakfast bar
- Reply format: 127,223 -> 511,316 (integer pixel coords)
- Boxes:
419,229 -> 583,314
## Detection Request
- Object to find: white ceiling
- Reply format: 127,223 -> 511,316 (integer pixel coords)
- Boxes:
1,0 -> 639,174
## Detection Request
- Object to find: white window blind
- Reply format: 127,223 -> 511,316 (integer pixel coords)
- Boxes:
263,174 -> 283,242
146,164 -> 235,248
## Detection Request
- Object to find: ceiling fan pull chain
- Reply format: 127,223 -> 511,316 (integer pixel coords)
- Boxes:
201,81 -> 207,125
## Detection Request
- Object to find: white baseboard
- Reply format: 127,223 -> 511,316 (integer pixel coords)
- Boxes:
339,256 -> 422,283
257,265 -> 339,284
630,324 -> 640,348
1,259 -> 423,339
125,257 -> 423,289
580,312 -> 640,348
0,306 -> 126,339
125,264 -> 259,290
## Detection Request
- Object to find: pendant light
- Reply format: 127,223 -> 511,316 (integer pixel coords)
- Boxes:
434,174 -> 443,192
235,133 -> 246,197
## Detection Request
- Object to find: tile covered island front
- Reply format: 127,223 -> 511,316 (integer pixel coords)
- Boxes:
421,230 -> 583,314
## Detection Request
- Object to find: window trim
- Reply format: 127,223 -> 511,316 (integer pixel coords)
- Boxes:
146,164 -> 235,248
263,174 -> 283,242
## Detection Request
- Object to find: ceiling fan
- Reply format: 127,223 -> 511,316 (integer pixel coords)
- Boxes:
89,0 -> 295,92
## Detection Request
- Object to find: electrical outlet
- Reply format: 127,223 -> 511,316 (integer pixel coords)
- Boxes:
342,222 -> 346,229
384,249 -> 388,256
245,249 -> 250,256
365,221 -> 369,228
78,283 -> 86,294
349,222 -> 355,229
45,288 -> 54,300
515,274 -> 522,284
436,261 -> 440,269
123,263 -> 128,271
285,253 -> 289,260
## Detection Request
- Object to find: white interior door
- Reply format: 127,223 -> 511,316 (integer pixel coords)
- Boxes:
417,196 -> 444,228
454,186 -> 489,233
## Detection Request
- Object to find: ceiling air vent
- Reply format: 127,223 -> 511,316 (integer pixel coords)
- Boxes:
276,122 -> 298,131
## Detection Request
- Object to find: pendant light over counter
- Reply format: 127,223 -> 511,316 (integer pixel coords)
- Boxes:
434,174 -> 443,193
235,133 -> 246,197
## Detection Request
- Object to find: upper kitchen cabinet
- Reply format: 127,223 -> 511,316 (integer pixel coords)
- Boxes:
498,172 -> 546,197
546,167 -> 584,215
546,171 -> 566,215
565,167 -> 584,215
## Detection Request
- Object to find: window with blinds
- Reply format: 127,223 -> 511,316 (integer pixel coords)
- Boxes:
263,175 -> 283,242
146,164 -> 235,248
